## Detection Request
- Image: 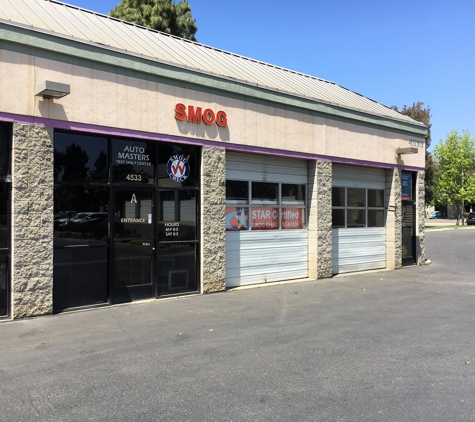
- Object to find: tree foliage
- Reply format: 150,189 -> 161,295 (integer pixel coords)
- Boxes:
433,130 -> 475,224
110,0 -> 197,41
391,102 -> 435,205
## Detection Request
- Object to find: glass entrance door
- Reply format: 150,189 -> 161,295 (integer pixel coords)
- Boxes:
112,189 -> 154,302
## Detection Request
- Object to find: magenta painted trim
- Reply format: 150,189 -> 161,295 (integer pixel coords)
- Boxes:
0,112 -> 424,172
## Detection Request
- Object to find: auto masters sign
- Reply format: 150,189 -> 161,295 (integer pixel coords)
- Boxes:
167,155 -> 190,182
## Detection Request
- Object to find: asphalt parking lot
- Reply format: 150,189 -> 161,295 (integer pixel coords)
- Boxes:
1,228 -> 475,421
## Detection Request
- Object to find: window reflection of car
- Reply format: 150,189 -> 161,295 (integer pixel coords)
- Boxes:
429,211 -> 447,219
73,213 -> 108,224
54,211 -> 77,226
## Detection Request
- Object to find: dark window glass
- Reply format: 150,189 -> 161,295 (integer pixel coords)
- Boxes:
226,180 -> 248,203
332,187 -> 345,207
0,124 -> 9,180
53,247 -> 108,311
332,209 -> 345,228
347,209 -> 365,228
54,186 -> 109,247
0,252 -> 7,316
347,188 -> 366,207
368,189 -> 384,208
156,243 -> 197,295
0,183 -> 8,249
114,240 -> 152,288
158,144 -> 198,188
112,139 -> 155,184
252,182 -> 278,204
55,132 -> 108,183
157,190 -> 197,242
368,210 -> 384,227
282,184 -> 305,204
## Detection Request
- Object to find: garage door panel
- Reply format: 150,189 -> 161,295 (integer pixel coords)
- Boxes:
225,153 -> 308,287
332,165 -> 386,275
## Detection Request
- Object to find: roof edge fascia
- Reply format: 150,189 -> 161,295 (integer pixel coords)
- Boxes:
0,22 -> 428,137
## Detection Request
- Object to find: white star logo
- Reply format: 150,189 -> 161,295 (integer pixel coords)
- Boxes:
236,209 -> 248,229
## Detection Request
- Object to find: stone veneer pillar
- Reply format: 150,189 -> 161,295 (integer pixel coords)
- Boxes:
308,160 -> 332,279
385,168 -> 402,269
11,123 -> 54,318
416,171 -> 426,265
200,146 -> 226,293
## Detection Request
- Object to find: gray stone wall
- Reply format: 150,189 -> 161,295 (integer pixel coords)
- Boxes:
11,123 -> 54,318
200,146 -> 226,293
385,169 -> 402,269
416,171 -> 426,265
308,160 -> 332,279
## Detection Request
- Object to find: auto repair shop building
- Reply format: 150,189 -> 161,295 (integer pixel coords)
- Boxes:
0,0 -> 427,319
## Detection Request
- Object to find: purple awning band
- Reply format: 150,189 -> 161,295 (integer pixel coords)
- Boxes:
0,112 -> 424,172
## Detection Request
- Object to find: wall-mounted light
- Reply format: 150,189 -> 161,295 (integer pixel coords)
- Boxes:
35,81 -> 70,99
396,147 -> 418,156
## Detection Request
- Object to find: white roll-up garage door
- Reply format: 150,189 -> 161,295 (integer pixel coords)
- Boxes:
226,152 -> 308,287
332,164 -> 386,274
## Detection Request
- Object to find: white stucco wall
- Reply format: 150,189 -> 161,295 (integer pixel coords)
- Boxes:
0,50 -> 425,168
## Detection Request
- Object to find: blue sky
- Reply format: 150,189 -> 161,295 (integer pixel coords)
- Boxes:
64,0 -> 475,151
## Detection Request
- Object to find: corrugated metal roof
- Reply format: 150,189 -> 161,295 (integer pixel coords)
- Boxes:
0,0 -> 425,128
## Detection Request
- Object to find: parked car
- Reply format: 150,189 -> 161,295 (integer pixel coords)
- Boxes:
429,211 -> 447,219
466,212 -> 475,225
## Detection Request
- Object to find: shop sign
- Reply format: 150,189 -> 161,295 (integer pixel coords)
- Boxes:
165,222 -> 180,237
175,103 -> 227,127
167,155 -> 190,182
251,208 -> 279,230
226,207 -> 249,231
281,208 -> 303,229
116,145 -> 151,166
401,172 -> 412,201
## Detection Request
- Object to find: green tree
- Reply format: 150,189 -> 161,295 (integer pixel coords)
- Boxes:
391,102 -> 435,205
433,130 -> 475,224
110,0 -> 197,41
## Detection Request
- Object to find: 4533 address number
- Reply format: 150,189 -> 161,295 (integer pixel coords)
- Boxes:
126,174 -> 142,181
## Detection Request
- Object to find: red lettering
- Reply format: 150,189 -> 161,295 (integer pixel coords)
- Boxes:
216,110 -> 227,127
175,104 -> 227,126
174,103 -> 186,121
202,109 -> 215,125
187,106 -> 202,123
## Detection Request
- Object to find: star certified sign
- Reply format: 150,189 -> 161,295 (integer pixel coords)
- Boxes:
225,207 -> 249,231
167,155 -> 190,182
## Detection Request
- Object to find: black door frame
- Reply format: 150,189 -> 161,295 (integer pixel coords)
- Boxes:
0,122 -> 11,318
402,201 -> 416,266
110,186 -> 156,303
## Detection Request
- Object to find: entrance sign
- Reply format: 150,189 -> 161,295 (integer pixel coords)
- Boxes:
167,155 -> 190,182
